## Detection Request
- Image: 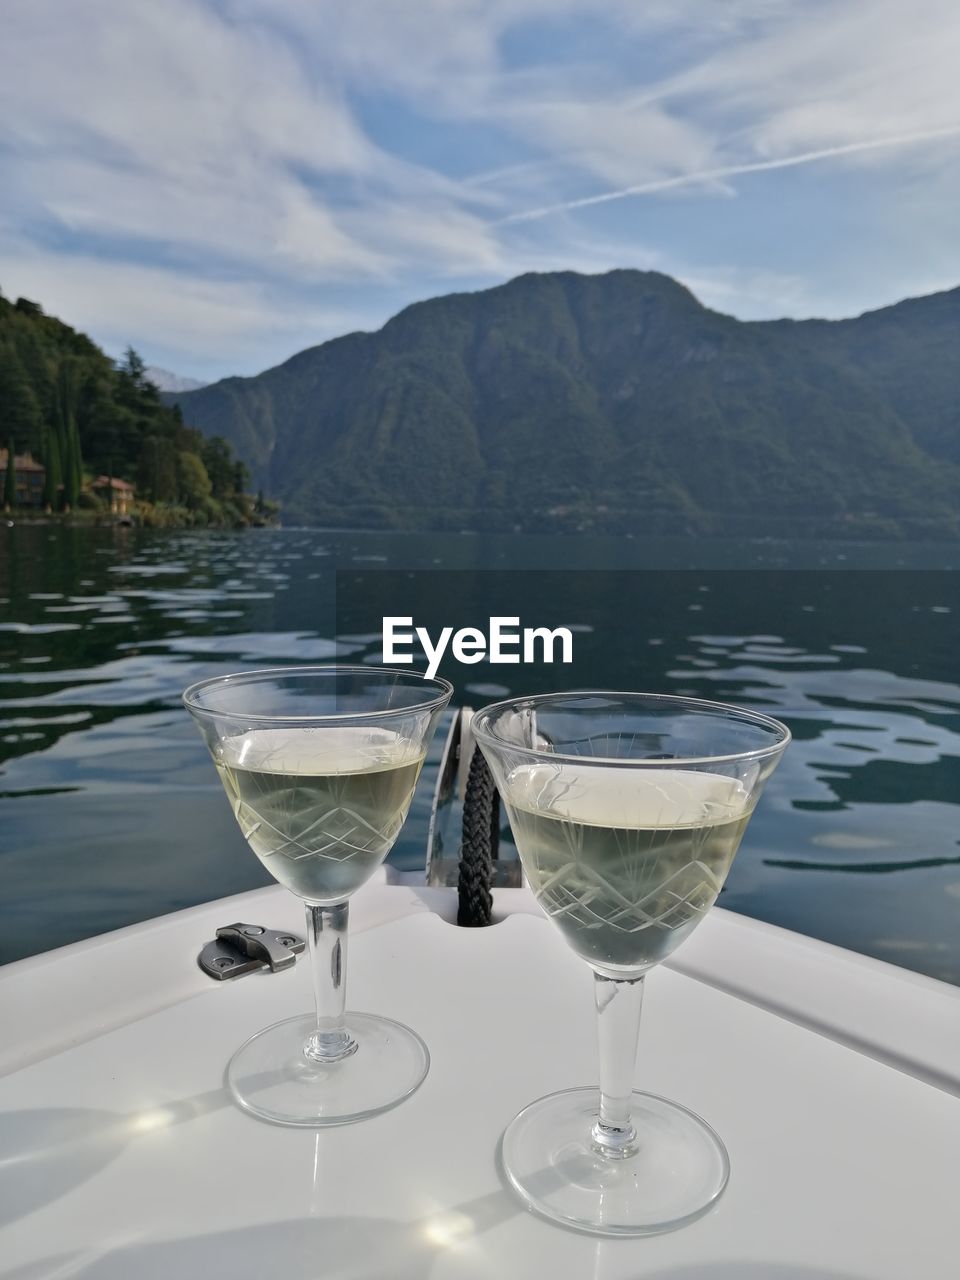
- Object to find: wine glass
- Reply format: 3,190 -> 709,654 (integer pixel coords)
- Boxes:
472,691 -> 790,1235
183,665 -> 452,1127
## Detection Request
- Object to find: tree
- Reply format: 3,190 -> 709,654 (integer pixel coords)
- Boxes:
119,346 -> 147,389
0,347 -> 42,450
137,435 -> 177,503
64,421 -> 82,509
4,440 -> 16,510
177,450 -> 212,509
43,426 -> 62,510
201,435 -> 234,498
53,361 -> 81,509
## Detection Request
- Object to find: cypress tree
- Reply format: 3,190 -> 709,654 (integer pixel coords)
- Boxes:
56,416 -> 69,477
65,420 -> 81,509
43,427 -> 62,510
4,441 -> 16,510
74,417 -> 84,493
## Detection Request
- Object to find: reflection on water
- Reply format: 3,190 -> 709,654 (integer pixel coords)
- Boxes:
0,525 -> 957,983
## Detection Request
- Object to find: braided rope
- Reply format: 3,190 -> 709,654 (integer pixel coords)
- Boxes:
457,746 -> 500,927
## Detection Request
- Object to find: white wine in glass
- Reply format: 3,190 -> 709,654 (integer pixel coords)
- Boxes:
502,762 -> 752,974
184,666 -> 452,1127
473,691 -> 790,1236
214,725 -> 426,902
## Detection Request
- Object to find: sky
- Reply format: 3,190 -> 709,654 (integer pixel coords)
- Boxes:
3,0 -> 960,382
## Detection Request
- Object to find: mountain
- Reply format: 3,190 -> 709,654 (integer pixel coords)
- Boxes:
145,366 -> 207,393
169,270 -> 960,537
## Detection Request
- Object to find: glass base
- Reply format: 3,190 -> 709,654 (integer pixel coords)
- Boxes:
501,1087 -> 729,1236
227,1012 -> 429,1127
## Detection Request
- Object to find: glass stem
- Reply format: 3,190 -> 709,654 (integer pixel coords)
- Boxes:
303,901 -> 358,1064
591,972 -> 644,1159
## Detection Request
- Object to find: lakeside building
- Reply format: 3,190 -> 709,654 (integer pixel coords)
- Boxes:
0,450 -> 45,508
91,475 -> 135,516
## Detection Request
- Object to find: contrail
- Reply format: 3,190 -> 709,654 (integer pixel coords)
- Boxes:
497,124 -> 960,224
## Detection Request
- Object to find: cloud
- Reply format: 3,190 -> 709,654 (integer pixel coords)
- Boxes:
3,1 -> 383,279
3,0 -> 960,374
1,0 -> 504,284
482,1 -> 960,218
662,0 -> 960,151
0,242 -> 366,376
498,124 -> 960,224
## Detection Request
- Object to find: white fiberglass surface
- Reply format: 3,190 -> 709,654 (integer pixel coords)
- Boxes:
0,901 -> 957,1278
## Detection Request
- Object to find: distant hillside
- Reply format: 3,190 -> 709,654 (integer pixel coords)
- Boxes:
164,268 -> 956,537
0,290 -> 251,523
146,366 -> 207,393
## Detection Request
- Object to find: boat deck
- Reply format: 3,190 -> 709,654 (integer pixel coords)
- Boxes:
1,879 -> 958,1278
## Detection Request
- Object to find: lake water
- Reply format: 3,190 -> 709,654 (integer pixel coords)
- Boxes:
1,524 -> 958,984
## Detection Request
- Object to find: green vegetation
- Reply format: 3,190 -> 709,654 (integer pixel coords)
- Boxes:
172,270 -> 960,538
3,438 -> 15,509
0,291 -> 259,525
